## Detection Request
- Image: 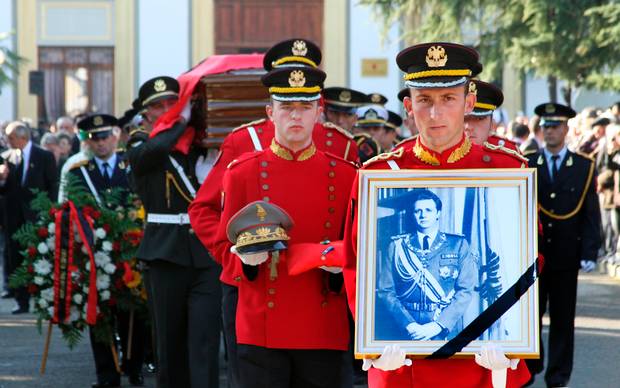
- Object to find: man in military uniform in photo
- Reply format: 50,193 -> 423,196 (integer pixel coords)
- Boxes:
66,114 -> 146,387
463,80 -> 521,154
126,76 -> 222,388
524,103 -> 601,388
210,66 -> 356,388
342,42 -> 532,387
378,189 -> 476,341
188,38 -> 357,388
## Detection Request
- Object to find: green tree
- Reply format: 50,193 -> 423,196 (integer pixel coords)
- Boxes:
0,31 -> 24,94
361,0 -> 620,105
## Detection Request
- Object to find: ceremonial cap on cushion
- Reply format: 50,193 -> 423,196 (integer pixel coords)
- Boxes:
263,38 -> 322,71
261,67 -> 326,102
139,76 -> 180,107
77,114 -> 118,140
396,42 -> 480,88
385,110 -> 403,131
323,87 -> 369,113
367,93 -> 388,106
468,80 -> 504,117
534,103 -> 577,127
356,105 -> 388,127
227,201 -> 294,254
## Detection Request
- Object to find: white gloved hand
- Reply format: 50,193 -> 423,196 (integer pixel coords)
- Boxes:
195,155 -> 212,184
180,100 -> 192,122
319,266 -> 343,274
580,260 -> 596,273
230,245 -> 269,266
474,344 -> 519,388
361,344 -> 412,372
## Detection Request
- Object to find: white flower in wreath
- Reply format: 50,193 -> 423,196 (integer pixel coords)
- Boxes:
94,252 -> 111,267
46,236 -> 55,250
37,242 -> 49,255
38,299 -> 49,308
95,228 -> 107,240
85,261 -> 91,271
83,285 -> 89,294
48,222 -> 55,235
69,307 -> 80,322
73,293 -> 83,305
104,262 -> 116,275
47,306 -> 54,317
41,288 -> 54,302
34,259 -> 52,276
74,232 -> 82,243
34,276 -> 45,285
102,241 -> 113,252
96,274 -> 110,290
100,290 -> 110,301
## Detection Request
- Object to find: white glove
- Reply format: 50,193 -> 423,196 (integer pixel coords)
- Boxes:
230,245 -> 269,266
195,155 -> 213,184
474,344 -> 519,388
180,100 -> 192,122
319,266 -> 343,274
580,260 -> 596,272
361,344 -> 412,372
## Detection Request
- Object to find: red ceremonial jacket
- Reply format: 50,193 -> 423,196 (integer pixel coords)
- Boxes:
343,134 -> 532,388
188,119 -> 359,285
212,139 -> 356,350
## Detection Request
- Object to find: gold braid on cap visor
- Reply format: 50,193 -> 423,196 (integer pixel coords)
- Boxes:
272,56 -> 318,68
474,102 -> 497,110
404,69 -> 472,80
268,86 -> 322,94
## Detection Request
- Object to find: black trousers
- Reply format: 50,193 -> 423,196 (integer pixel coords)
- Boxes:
222,283 -> 240,388
147,260 -> 222,388
526,269 -> 578,387
89,309 -> 147,383
237,344 -> 345,388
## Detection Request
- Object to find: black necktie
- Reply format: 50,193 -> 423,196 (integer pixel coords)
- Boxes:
422,235 -> 430,250
102,162 -> 111,185
551,155 -> 560,181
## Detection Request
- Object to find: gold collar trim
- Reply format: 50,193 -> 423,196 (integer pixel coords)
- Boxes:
270,139 -> 317,161
412,136 -> 472,165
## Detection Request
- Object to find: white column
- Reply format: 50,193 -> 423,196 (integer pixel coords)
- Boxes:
0,0 -> 15,121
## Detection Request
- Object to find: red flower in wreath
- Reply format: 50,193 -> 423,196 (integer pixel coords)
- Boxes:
37,227 -> 49,238
27,246 -> 37,258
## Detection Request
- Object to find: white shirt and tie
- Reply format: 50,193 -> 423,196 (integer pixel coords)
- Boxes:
543,146 -> 568,181
417,229 -> 438,250
94,154 -> 117,181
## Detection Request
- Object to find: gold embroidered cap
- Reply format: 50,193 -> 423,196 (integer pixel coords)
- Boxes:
263,38 -> 322,71
396,42 -> 480,89
77,114 -> 118,139
534,103 -> 576,127
323,87 -> 369,112
262,67 -> 326,101
226,201 -> 294,254
139,76 -> 180,107
356,105 -> 388,127
468,80 -> 504,117
368,93 -> 388,106
385,110 -> 403,131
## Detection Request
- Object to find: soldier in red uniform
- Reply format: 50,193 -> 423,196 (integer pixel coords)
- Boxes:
189,39 -> 357,387
210,65 -> 356,387
342,42 -> 532,388
464,79 -> 521,154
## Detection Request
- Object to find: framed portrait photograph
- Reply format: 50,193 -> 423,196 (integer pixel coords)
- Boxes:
355,169 -> 539,358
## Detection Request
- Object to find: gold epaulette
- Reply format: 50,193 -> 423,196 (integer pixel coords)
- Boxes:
575,151 -> 595,163
393,134 -> 419,149
129,128 -> 149,138
483,141 -> 528,163
231,118 -> 267,133
323,122 -> 354,139
363,147 -> 405,167
69,160 -> 89,170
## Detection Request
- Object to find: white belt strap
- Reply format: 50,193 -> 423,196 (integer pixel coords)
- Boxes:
387,160 -> 400,170
168,156 -> 196,198
80,166 -> 102,206
147,213 -> 190,225
247,126 -> 263,151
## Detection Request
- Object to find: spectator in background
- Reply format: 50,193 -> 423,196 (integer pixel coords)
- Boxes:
55,116 -> 81,156
56,132 -> 73,160
40,132 -> 61,163
610,102 -> 620,124
510,122 -> 530,146
579,117 -> 610,158
597,124 -> 620,261
522,115 -> 543,153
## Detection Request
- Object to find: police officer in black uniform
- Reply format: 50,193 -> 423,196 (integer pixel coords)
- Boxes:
126,76 -> 222,388
67,114 -> 146,387
524,103 -> 601,388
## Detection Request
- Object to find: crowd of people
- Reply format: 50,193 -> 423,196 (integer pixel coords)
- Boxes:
0,38 -> 614,388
